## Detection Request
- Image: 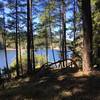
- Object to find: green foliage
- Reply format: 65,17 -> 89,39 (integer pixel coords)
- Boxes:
92,0 -> 100,33
91,0 -> 100,65
10,51 -> 46,71
35,54 -> 46,68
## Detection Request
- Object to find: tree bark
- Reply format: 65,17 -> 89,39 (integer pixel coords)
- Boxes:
82,0 -> 93,73
30,1 -> 35,72
27,0 -> 35,74
15,0 -> 20,77
61,0 -> 67,67
73,0 -> 76,42
2,8 -> 10,78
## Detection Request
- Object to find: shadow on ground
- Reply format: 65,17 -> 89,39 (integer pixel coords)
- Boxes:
0,67 -> 100,100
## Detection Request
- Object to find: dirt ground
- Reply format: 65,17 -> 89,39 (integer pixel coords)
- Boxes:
0,67 -> 100,100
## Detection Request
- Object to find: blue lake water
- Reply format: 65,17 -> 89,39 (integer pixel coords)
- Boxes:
0,49 -> 72,69
0,50 -> 16,69
35,49 -> 72,62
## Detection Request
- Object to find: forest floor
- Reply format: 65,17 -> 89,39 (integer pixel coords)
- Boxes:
0,67 -> 100,100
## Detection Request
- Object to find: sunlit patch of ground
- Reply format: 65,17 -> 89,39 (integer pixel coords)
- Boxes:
57,75 -> 67,81
72,70 -> 100,77
60,90 -> 72,97
72,70 -> 85,77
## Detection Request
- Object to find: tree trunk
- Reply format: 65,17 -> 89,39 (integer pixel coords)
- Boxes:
2,9 -> 10,78
44,9 -> 48,65
82,0 -> 93,73
73,0 -> 76,42
19,31 -> 23,75
27,0 -> 34,74
61,0 -> 67,67
30,1 -> 35,72
48,1 -> 57,67
15,0 -> 19,77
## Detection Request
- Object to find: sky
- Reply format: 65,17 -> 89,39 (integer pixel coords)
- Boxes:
0,0 -> 74,40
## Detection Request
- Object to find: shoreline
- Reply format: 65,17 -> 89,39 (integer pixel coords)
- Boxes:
6,47 -> 60,51
6,48 -> 16,50
6,48 -> 26,51
53,47 -> 60,50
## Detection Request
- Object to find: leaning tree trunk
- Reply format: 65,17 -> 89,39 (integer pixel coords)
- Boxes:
82,0 -> 93,73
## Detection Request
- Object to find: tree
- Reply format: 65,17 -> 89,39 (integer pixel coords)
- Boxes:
6,0 -> 20,77
6,0 -> 27,76
27,0 -> 35,74
61,0 -> 67,67
81,0 -> 93,73
15,0 -> 20,77
0,2 -> 10,78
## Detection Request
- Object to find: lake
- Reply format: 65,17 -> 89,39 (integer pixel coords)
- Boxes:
35,49 -> 72,62
0,50 -> 16,69
0,49 -> 72,69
